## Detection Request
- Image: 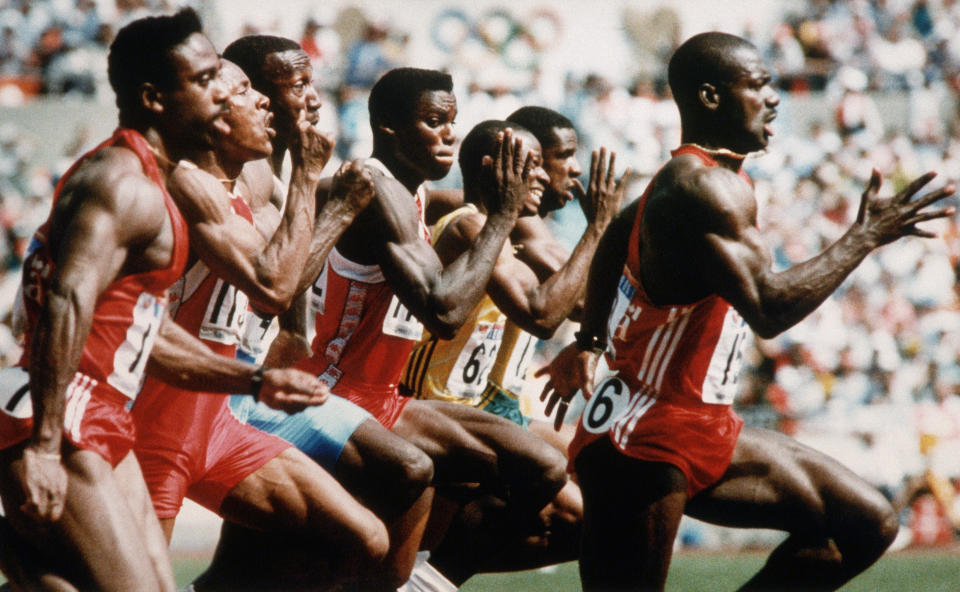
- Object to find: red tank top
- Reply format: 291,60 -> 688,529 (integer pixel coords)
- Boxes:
298,159 -> 430,401
18,128 -> 189,401
606,145 -> 751,405
132,189 -> 255,446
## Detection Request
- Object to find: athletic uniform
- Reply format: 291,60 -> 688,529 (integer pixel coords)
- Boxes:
132,176 -> 290,519
296,158 -> 429,428
0,129 -> 189,467
568,145 -> 749,497
401,204 -> 531,427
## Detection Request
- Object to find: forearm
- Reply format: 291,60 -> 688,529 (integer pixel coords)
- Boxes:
295,198 -> 357,294
432,209 -> 518,334
751,227 -> 874,336
252,167 -> 320,309
525,225 -> 603,334
28,290 -> 89,453
578,220 -> 630,344
146,321 -> 260,394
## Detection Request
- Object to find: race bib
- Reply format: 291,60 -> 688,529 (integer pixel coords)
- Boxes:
446,320 -> 504,399
382,295 -> 424,340
0,366 -> 31,419
700,308 -> 749,405
198,278 -> 249,346
502,330 -> 535,395
108,292 -> 165,399
581,376 -> 654,435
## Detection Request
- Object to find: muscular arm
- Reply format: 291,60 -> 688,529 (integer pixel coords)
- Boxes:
146,315 -> 261,394
168,156 -> 320,315
654,162 -> 954,338
373,176 -> 519,339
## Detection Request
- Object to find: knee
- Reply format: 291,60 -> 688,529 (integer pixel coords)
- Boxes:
849,493 -> 899,555
538,445 -> 568,495
393,446 -> 434,507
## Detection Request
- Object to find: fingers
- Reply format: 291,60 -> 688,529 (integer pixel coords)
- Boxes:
589,149 -> 600,195
897,171 -> 937,202
606,150 -> 617,188
553,398 -> 568,432
615,167 -> 633,196
912,184 -> 956,210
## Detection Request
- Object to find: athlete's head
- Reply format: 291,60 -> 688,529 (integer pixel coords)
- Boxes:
459,120 -> 549,217
369,68 -> 456,182
507,106 -> 582,214
668,32 -> 779,153
223,35 -> 320,137
108,8 -> 228,148
216,60 -> 275,166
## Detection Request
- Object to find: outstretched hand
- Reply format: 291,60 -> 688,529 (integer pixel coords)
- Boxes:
15,446 -> 67,522
534,341 -> 600,431
482,128 -> 534,216
291,109 -> 335,179
258,367 -> 329,414
329,159 -> 376,215
577,147 -> 631,227
854,169 -> 955,247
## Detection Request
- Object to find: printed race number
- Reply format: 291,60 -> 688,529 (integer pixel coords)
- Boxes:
582,376 -> 635,434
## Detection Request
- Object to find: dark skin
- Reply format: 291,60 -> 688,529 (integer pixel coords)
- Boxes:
539,38 -> 956,591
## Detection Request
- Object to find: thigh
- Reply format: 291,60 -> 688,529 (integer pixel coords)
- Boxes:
575,437 -> 688,591
686,426 -> 890,535
220,446 -> 382,545
336,417 -> 433,492
392,399 -> 564,486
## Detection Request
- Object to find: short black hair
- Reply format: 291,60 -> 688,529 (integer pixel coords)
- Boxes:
506,106 -> 574,149
369,67 -> 453,130
458,119 -> 532,195
668,32 -> 756,111
222,35 -> 302,96
108,7 -> 203,123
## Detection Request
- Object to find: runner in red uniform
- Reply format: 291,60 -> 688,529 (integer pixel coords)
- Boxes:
539,32 -> 955,591
0,10 -> 224,591
271,68 -> 567,566
134,59 -> 389,589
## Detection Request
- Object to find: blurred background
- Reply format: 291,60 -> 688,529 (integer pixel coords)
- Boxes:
2,0 -> 960,569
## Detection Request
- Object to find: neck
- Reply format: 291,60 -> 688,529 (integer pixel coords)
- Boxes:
269,134 -> 288,176
372,145 -> 424,194
678,132 -> 748,171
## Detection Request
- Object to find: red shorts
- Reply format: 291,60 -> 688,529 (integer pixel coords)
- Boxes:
569,391 -> 743,498
338,386 -> 410,430
135,405 -> 291,519
0,367 -> 136,467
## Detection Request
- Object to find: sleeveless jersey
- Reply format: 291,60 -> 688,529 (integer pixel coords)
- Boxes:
18,128 -> 189,402
298,158 -> 429,420
132,186 -> 255,449
401,204 -> 506,405
568,145 -> 749,495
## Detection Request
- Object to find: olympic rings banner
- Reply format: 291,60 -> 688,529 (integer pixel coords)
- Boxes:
430,7 -> 563,70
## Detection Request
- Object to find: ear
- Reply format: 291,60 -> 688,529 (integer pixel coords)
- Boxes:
141,82 -> 164,116
698,82 -> 720,111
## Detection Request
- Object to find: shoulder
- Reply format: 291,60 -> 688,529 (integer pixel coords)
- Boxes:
647,155 -> 756,235
237,159 -> 277,209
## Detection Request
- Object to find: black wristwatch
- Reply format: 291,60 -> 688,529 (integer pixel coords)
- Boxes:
250,365 -> 268,400
575,330 -> 606,355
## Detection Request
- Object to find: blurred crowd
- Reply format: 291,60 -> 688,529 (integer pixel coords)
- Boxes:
3,0 -> 960,547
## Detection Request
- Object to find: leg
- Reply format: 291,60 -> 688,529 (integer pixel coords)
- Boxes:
393,400 -> 567,514
575,437 -> 688,592
0,515 -> 77,592
0,444 -> 173,592
217,447 -> 389,586
336,418 -> 436,589
685,427 -> 898,591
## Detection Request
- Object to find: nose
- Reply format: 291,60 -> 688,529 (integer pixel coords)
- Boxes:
569,158 -> 583,178
766,86 -> 780,108
440,122 -> 456,144
211,74 -> 229,103
305,85 -> 321,110
256,90 -> 270,111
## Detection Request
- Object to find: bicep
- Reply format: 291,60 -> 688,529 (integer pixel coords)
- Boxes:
486,246 -> 543,325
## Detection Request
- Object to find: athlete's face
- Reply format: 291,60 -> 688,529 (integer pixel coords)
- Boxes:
161,32 -> 230,149
513,129 -> 550,217
264,49 -> 320,139
392,90 -> 457,182
218,60 -> 274,163
718,46 -> 779,153
539,126 -> 582,214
